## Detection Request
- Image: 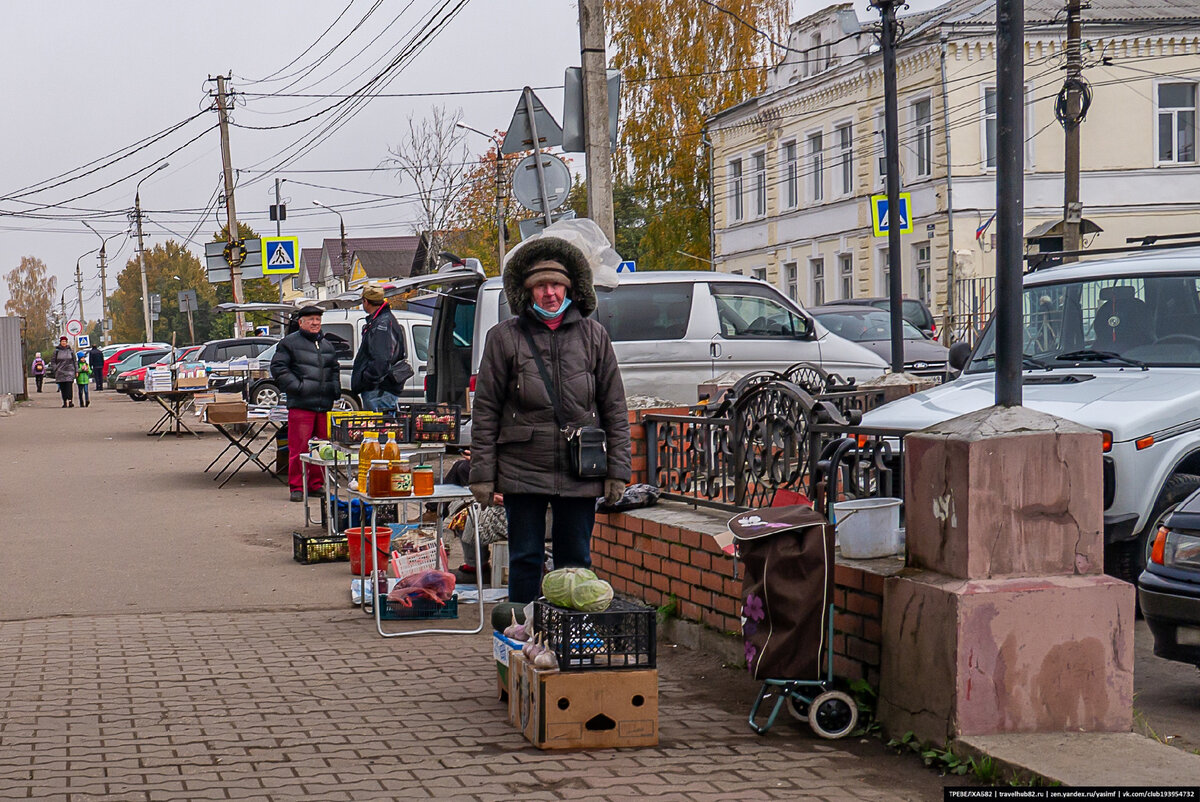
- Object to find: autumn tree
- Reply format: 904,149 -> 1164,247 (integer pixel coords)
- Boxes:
208,222 -> 280,338
442,136 -> 522,275
608,0 -> 788,270
108,241 -> 217,345
385,105 -> 473,275
4,256 -> 58,363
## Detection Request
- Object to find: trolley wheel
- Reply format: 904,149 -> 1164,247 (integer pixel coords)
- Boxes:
808,690 -> 858,739
786,695 -> 809,722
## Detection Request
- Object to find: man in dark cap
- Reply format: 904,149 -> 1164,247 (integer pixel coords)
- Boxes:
271,305 -> 341,501
351,284 -> 411,412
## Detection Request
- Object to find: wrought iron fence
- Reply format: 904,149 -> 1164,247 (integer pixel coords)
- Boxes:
642,365 -> 912,516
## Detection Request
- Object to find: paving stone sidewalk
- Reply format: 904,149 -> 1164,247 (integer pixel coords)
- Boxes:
0,607 -> 950,801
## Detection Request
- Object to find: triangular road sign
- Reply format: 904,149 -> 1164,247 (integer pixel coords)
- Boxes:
501,88 -> 563,155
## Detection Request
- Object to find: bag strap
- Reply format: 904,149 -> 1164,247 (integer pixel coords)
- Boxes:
520,325 -> 567,432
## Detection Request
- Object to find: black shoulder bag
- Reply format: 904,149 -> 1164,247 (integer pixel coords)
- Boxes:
519,326 -> 608,479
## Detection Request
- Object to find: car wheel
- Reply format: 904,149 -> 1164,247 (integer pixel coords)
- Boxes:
334,392 -> 359,412
252,382 -> 280,407
130,391 -> 146,402
1108,472 -> 1200,584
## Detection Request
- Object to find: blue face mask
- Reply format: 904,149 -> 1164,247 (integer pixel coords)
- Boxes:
533,296 -> 571,319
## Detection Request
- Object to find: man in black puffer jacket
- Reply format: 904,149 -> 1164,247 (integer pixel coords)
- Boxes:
271,306 -> 341,501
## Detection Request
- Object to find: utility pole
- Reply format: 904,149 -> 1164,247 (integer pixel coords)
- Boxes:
995,0 -> 1025,406
83,222 -> 114,345
870,0 -> 906,374
74,262 -> 85,335
1061,0 -> 1084,262
578,0 -> 616,244
135,190 -> 153,342
214,73 -> 247,336
275,177 -> 284,303
456,123 -> 507,270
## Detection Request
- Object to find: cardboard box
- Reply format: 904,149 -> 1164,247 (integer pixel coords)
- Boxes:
493,631 -> 522,702
175,362 -> 208,390
507,652 -> 658,750
205,400 -> 248,424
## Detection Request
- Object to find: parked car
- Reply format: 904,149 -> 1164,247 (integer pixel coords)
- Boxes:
238,308 -> 430,410
861,246 -> 1200,584
809,304 -> 955,383
837,296 -> 938,339
1139,487 -> 1200,668
194,336 -> 277,365
103,345 -> 165,382
111,349 -> 171,399
399,267 -> 886,412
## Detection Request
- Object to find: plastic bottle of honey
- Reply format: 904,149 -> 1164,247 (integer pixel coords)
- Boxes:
381,431 -> 401,463
392,458 -> 413,497
357,433 -> 381,490
368,459 -> 392,498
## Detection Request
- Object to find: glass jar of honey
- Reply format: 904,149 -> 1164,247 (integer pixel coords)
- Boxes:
392,458 -> 413,497
412,465 -> 435,496
368,460 -> 392,497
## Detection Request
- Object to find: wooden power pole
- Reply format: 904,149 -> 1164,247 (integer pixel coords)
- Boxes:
578,0 -> 616,245
1061,0 -> 1084,261
214,74 -> 247,336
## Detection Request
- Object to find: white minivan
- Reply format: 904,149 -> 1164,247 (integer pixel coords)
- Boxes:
379,267 -> 886,410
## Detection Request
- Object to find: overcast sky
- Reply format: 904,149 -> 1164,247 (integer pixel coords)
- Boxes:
0,0 -> 942,321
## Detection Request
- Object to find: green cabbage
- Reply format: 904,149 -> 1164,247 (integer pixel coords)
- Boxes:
570,579 -> 614,612
541,567 -> 598,608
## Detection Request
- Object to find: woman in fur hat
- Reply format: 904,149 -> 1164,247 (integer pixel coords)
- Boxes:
468,237 -> 631,603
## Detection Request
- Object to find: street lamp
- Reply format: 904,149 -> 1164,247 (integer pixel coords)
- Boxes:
83,222 -> 122,345
312,200 -> 348,292
457,121 -> 507,272
134,162 -> 169,342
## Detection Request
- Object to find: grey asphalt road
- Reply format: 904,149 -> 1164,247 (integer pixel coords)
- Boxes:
1134,618 -> 1200,754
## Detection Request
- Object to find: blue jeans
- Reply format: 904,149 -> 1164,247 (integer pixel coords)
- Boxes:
504,493 -> 596,604
77,383 -> 89,405
361,389 -> 399,412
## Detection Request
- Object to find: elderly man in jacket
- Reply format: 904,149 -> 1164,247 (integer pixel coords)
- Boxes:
271,306 -> 342,501
352,285 -> 410,412
469,238 -> 631,603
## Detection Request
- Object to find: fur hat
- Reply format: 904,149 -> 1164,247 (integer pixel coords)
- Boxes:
503,237 -> 595,316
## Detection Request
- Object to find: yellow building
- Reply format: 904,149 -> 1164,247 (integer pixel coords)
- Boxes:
708,0 -> 1200,338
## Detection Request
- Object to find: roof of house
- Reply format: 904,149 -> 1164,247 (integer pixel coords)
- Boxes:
301,248 -> 322,285
323,236 -> 421,278
353,248 -> 422,281
902,0 -> 1200,30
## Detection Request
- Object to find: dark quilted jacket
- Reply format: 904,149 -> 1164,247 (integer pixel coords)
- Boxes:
270,330 -> 341,411
469,238 -> 630,497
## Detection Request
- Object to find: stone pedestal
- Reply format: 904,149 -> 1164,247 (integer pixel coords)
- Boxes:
878,406 -> 1134,745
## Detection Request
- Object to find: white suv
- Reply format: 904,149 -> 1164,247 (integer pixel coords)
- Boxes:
862,247 -> 1200,583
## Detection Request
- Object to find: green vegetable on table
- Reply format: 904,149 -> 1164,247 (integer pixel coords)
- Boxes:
541,567 -> 613,612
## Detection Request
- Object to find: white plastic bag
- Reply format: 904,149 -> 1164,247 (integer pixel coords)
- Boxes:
503,217 -> 621,289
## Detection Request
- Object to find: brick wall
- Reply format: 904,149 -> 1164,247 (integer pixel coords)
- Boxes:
592,502 -> 898,688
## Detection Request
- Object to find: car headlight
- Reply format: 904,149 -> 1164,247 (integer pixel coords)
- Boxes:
1150,526 -> 1200,570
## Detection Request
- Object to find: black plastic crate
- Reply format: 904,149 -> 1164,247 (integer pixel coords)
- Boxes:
534,597 -> 656,671
372,594 -> 459,621
397,403 -> 461,444
329,414 -> 408,446
292,532 -> 348,564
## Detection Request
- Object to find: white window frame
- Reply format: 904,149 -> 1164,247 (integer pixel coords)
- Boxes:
807,131 -> 824,202
729,158 -> 744,222
1155,80 -> 1198,166
784,261 -> 799,301
810,257 -> 826,306
752,266 -> 768,283
838,253 -> 853,300
981,85 -> 1036,171
911,96 -> 933,178
835,122 -> 854,196
752,151 -> 767,217
913,242 -> 932,306
877,246 -> 892,296
782,140 -> 799,209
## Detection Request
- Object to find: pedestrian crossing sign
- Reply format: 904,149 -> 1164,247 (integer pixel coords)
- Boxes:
262,236 -> 300,275
871,193 -> 913,237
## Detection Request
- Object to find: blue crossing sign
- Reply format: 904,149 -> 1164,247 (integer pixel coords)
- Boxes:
871,193 -> 914,237
617,260 -> 636,273
262,236 -> 300,275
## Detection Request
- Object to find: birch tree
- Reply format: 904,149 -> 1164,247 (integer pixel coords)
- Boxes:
608,0 -> 789,270
4,256 -> 58,362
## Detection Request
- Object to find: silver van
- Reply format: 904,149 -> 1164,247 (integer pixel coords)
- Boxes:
385,268 -> 886,411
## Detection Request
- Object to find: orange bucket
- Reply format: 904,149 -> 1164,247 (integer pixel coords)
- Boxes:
345,527 -> 392,575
